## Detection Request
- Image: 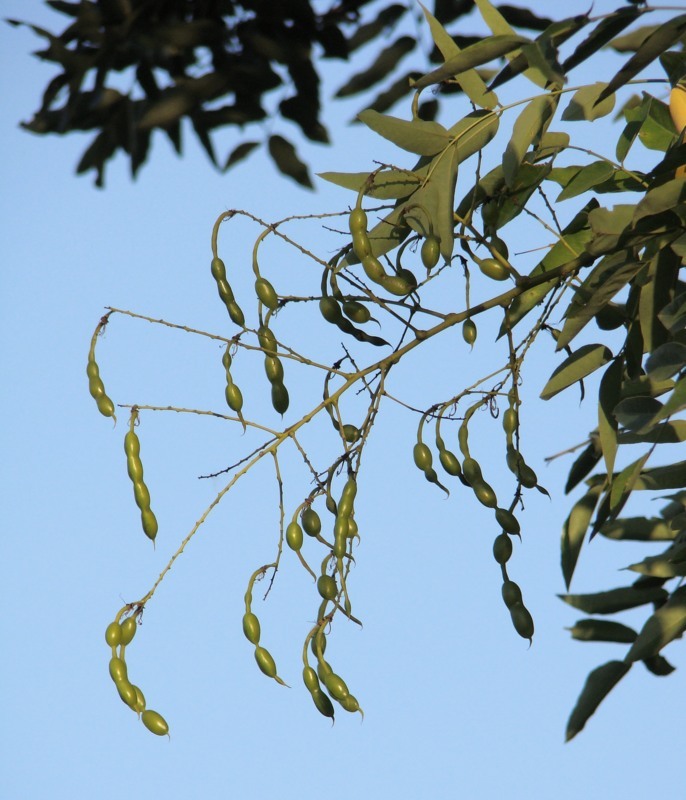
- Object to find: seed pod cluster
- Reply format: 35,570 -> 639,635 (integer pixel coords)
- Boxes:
500,577 -> 534,644
304,626 -> 363,720
258,326 -> 289,414
210,256 -> 245,326
125,410 -> 158,543
319,294 -> 388,347
349,206 -> 416,296
413,437 -> 449,495
105,612 -> 169,736
502,391 -> 538,490
243,577 -> 287,686
222,345 -> 245,416
87,318 -> 116,421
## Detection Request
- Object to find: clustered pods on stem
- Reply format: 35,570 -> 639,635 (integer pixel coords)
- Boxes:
87,314 -> 116,421
125,408 -> 158,543
105,610 -> 169,736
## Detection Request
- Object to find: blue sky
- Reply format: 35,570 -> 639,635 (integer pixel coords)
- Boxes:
2,2 -> 684,799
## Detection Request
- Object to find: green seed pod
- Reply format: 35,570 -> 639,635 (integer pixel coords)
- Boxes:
109,656 -> 128,684
120,617 -> 137,646
117,679 -> 138,709
518,464 -> 538,489
217,279 -> 236,307
124,430 -> 140,459
211,257 -> 228,281
438,448 -> 461,477
342,424 -> 360,443
341,477 -> 357,504
352,230 -> 373,260
339,694 -> 361,714
257,326 -> 277,355
302,666 -> 320,693
325,493 -> 337,516
381,274 -> 413,296
510,602 -> 535,642
421,235 -> 441,269
255,277 -> 279,311
242,612 -> 261,645
502,408 -> 517,435
311,630 -> 327,658
311,688 -> 335,719
316,659 -> 333,682
225,383 -> 244,413
317,574 -> 337,601
227,302 -> 245,327
133,685 -> 146,713
271,382 -> 289,415
413,443 -> 433,472
462,457 -> 482,485
141,508 -> 158,542
493,533 -> 513,564
87,337 -> 116,420
127,456 -> 144,483
286,521 -> 304,551
462,319 -> 477,345
264,356 -> 284,384
324,672 -> 349,701
254,646 -> 278,678
301,507 -> 321,537
319,297 -> 344,324
397,268 -> 418,288
495,507 -> 520,535
142,709 -> 169,736
133,480 -> 151,510
361,254 -> 386,283
342,300 -> 371,324
334,515 -> 349,540
472,479 -> 497,509
105,621 -> 122,647
502,580 -> 522,608
349,208 -> 368,234
333,535 -> 346,559
346,516 -> 359,539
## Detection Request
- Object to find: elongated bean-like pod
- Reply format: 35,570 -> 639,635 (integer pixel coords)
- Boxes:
211,257 -> 245,325
125,412 -> 157,542
87,321 -> 116,420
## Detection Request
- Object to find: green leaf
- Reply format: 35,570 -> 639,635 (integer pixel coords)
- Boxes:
503,94 -> 558,187
658,291 -> 686,333
637,96 -> 677,151
358,110 -> 451,156
613,396 -> 663,432
586,204 -> 634,254
601,516 -> 676,541
559,585 -> 668,614
635,459 -> 686,491
556,161 -> 616,201
627,551 -> 686,578
447,110 -> 500,165
411,35 -> 530,91
645,343 -> 686,381
267,135 -> 312,188
565,442 -> 602,495
335,35 -> 415,97
619,420 -> 686,445
317,169 -> 422,200
596,15 -> 686,106
404,146 -> 459,260
419,3 -> 497,109
566,661 -> 631,741
599,360 -> 622,479
567,619 -> 637,644
649,378 -> 686,427
642,654 -> 676,676
562,83 -> 615,122
609,452 -> 650,511
633,178 -> 686,223
558,252 -> 642,349
500,201 -> 597,335
223,141 -> 260,171
562,6 -> 641,72
625,586 -> 686,662
561,484 -> 603,589
540,344 -> 613,400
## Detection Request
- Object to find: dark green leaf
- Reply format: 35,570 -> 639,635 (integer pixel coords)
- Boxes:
658,291 -> 686,333
556,161 -> 615,201
565,442 -> 602,495
637,97 -> 677,152
566,661 -> 631,741
318,169 -> 422,200
619,420 -> 686,444
559,585 -> 668,614
633,178 -> 686,223
601,516 -> 676,541
224,141 -> 260,171
335,36 -> 415,97
609,452 -> 650,511
267,135 -> 312,188
646,343 -> 686,381
567,619 -> 637,644
599,359 -> 622,479
635,459 -> 686,491
562,7 -> 641,72
627,550 -> 686,578
541,344 -> 613,400
625,585 -> 686,661
642,654 -> 676,676
411,35 -> 530,91
596,15 -> 686,106
561,483 -> 603,589
613,396 -> 664,431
